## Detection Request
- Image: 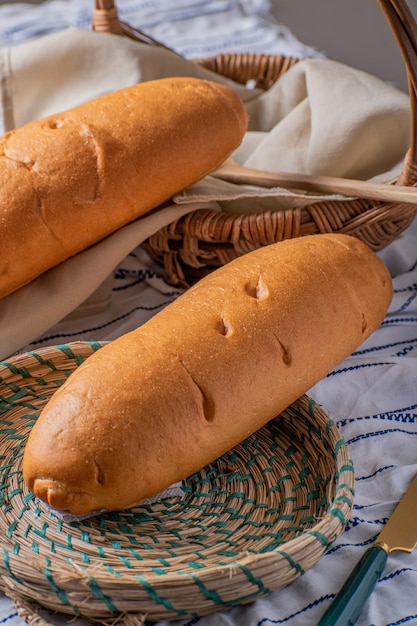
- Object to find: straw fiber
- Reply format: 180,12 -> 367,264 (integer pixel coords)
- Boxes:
92,0 -> 417,287
0,342 -> 354,623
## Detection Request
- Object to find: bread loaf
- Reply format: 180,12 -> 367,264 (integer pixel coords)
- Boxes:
23,233 -> 392,515
0,77 -> 248,298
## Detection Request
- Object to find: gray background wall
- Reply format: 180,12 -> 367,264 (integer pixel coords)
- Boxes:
269,0 -> 417,94
0,0 -> 415,93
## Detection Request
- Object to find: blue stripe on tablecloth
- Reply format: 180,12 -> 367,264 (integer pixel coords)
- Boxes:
337,404 -> 417,427
328,361 -> 395,376
351,339 -> 417,357
355,465 -> 397,479
26,299 -> 173,346
252,596 -> 336,625
0,614 -> 19,624
345,429 -> 417,445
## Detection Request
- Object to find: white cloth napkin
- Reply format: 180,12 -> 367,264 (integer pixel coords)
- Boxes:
177,56 -> 409,213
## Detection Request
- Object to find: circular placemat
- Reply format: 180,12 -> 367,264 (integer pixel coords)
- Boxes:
0,342 -> 354,624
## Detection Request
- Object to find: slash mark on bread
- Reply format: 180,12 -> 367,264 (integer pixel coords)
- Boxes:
245,274 -> 270,301
78,124 -> 103,203
272,334 -> 292,367
179,358 -> 215,422
93,458 -> 105,485
43,119 -> 65,130
216,316 -> 234,337
361,313 -> 368,333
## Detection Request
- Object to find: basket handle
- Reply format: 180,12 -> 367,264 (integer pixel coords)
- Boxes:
91,0 -> 178,52
378,0 -> 417,161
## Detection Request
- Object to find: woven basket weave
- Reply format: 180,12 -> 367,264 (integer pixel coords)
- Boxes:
0,342 -> 353,623
92,0 -> 417,287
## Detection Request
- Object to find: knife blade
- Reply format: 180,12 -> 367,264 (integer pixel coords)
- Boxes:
317,472 -> 417,626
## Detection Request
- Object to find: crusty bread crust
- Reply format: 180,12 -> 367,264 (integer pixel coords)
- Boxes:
23,233 -> 393,514
0,77 -> 248,298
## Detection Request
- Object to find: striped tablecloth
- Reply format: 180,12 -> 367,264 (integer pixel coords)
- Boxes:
1,1 -> 417,625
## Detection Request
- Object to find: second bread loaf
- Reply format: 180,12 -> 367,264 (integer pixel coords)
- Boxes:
0,77 -> 248,298
23,233 -> 392,515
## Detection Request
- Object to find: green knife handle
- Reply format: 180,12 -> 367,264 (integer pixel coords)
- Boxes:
317,545 -> 388,626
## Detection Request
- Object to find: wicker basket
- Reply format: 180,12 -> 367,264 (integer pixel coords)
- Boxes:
0,342 -> 354,624
92,0 -> 417,287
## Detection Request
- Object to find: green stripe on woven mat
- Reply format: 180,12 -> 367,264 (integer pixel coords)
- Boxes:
336,483 -> 355,499
135,573 -> 189,616
0,428 -> 25,443
2,547 -> 25,585
88,576 -> 118,612
336,463 -> 355,480
1,387 -> 49,414
0,363 -> 32,379
306,489 -> 320,502
0,387 -> 30,404
333,494 -> 354,509
276,548 -> 305,575
333,438 -> 347,458
55,342 -> 103,366
187,572 -> 224,606
329,507 -> 348,526
235,563 -> 271,596
43,557 -> 80,612
26,341 -> 102,370
306,530 -> 330,547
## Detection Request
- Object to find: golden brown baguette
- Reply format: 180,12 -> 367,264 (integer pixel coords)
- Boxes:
23,233 -> 392,515
0,77 -> 248,298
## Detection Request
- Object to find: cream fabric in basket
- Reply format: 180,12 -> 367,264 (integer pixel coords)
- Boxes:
0,27 -> 411,359
176,57 -> 410,213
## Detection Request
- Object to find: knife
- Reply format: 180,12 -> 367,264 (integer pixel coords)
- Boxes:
317,473 -> 417,626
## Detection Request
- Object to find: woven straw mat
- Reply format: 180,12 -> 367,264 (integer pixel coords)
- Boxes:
0,341 -> 354,622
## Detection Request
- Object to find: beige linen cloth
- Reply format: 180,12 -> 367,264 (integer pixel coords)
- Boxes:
0,27 -> 411,359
